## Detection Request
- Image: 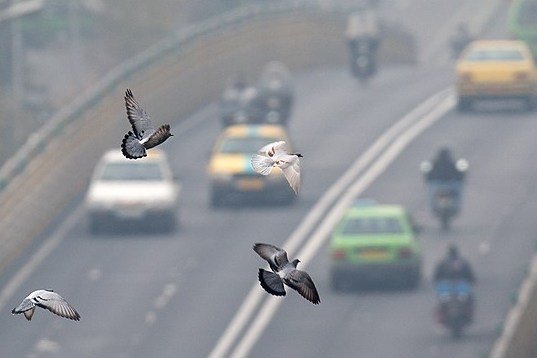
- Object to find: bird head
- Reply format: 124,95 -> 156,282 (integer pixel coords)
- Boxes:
291,259 -> 301,267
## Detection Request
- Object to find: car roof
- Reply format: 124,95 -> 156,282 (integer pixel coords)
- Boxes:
221,124 -> 288,139
344,204 -> 407,218
466,40 -> 530,51
101,149 -> 167,163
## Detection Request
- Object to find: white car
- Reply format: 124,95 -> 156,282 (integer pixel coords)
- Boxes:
85,149 -> 180,234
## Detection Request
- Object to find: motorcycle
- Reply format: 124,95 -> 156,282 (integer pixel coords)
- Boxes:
349,38 -> 378,83
435,280 -> 473,339
421,159 -> 468,231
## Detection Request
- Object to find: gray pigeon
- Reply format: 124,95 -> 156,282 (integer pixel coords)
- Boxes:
12,289 -> 80,321
121,89 -> 173,159
253,243 -> 320,304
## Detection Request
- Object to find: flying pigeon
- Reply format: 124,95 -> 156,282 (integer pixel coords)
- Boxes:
251,141 -> 302,194
253,243 -> 320,304
12,290 -> 81,321
121,89 -> 173,159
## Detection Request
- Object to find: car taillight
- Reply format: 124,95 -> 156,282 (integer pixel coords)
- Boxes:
331,250 -> 347,260
398,247 -> 413,259
514,71 -> 529,81
459,73 -> 472,83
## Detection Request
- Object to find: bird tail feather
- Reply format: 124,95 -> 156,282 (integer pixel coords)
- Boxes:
251,155 -> 273,175
121,132 -> 147,159
258,269 -> 286,296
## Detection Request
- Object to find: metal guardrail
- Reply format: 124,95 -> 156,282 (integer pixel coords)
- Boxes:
0,1 -> 363,192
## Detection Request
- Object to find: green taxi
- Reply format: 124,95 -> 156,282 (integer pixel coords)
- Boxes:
329,202 -> 422,290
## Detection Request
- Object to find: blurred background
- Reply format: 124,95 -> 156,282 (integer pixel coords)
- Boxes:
1,0 -> 537,357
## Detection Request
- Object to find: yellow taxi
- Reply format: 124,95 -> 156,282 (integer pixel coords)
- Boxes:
455,40 -> 537,111
208,124 -> 295,206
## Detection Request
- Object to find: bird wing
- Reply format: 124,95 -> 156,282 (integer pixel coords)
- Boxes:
284,269 -> 320,304
36,292 -> 81,321
251,154 -> 274,175
12,298 -> 35,314
258,141 -> 287,157
142,124 -> 171,149
253,243 -> 289,270
279,155 -> 301,194
124,89 -> 154,140
258,269 -> 286,296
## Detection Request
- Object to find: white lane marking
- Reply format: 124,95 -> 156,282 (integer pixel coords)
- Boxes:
87,268 -> 102,281
145,311 -> 157,326
0,205 -> 84,313
207,88 -> 453,358
35,338 -> 61,353
154,283 -> 177,310
230,95 -> 455,358
0,103 -> 217,313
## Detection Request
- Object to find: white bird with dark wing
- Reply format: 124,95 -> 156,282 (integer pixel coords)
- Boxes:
251,141 -> 302,194
12,290 -> 81,321
253,243 -> 320,304
121,89 -> 173,159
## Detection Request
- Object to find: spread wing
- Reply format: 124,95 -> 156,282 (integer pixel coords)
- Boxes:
37,292 -> 81,321
251,154 -> 275,175
279,155 -> 301,194
258,141 -> 287,157
284,269 -> 320,304
258,269 -> 286,296
124,89 -> 154,140
253,243 -> 289,270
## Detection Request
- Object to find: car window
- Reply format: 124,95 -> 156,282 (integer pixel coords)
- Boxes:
98,162 -> 164,181
340,217 -> 404,235
464,49 -> 525,62
218,137 -> 282,154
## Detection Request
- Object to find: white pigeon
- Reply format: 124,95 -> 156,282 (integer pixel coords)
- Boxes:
251,141 -> 302,194
253,243 -> 320,304
121,89 -> 173,159
12,290 -> 81,321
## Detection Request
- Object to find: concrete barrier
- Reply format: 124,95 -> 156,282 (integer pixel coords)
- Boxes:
0,3 -> 416,274
490,254 -> 537,358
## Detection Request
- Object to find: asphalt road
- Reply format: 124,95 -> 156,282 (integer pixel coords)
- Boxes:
0,1 -> 527,358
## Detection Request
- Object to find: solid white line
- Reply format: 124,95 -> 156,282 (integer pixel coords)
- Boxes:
207,88 -> 452,358
0,205 -> 85,313
230,95 -> 455,358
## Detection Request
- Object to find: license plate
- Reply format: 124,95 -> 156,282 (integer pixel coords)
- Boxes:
116,204 -> 144,218
358,249 -> 389,261
236,178 -> 265,191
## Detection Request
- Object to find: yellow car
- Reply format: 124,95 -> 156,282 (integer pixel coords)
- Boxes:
455,40 -> 537,111
207,124 -> 295,206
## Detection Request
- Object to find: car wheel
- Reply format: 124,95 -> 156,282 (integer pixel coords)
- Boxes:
405,271 -> 421,289
89,216 -> 104,235
524,96 -> 535,111
457,97 -> 472,112
331,274 -> 345,292
161,213 -> 177,233
211,190 -> 225,208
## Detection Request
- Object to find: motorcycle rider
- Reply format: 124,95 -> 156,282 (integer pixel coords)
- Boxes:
345,8 -> 380,78
426,147 -> 465,182
433,244 -> 476,322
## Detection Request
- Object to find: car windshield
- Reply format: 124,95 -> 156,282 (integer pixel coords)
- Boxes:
218,137 -> 282,154
464,49 -> 524,62
340,217 -> 404,235
98,162 -> 164,181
